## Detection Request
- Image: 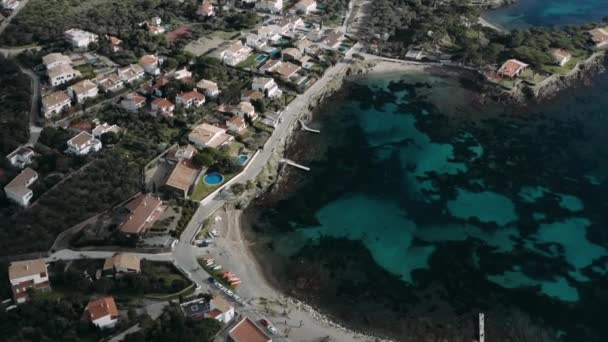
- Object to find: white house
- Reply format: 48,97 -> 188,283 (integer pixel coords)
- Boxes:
196,79 -> 220,97
6,147 -> 34,169
549,49 -> 572,66
220,41 -> 253,66
103,254 -> 140,276
92,122 -> 121,138
233,101 -> 256,120
42,91 -> 71,118
95,72 -> 125,93
252,77 -> 282,98
246,33 -> 268,51
67,131 -> 102,155
4,168 -> 38,207
207,296 -> 235,324
68,79 -> 99,103
64,29 -> 99,49
42,52 -> 71,70
275,61 -> 301,80
151,98 -> 175,116
197,0 -> 215,17
256,0 -> 283,13
8,259 -> 50,303
257,26 -> 282,44
226,115 -> 247,133
47,64 -> 81,87
117,64 -> 145,84
176,90 -> 205,108
120,92 -> 146,112
172,67 -> 192,81
188,123 -> 233,149
138,54 -> 161,76
294,0 -> 316,14
83,296 -> 119,329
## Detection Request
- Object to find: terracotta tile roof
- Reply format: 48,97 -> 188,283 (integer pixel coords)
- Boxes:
84,296 -> 118,321
8,258 -> 47,281
228,115 -> 246,127
42,91 -> 70,108
138,54 -> 158,65
497,59 -> 528,78
275,62 -> 301,78
589,28 -> 608,45
69,79 -> 97,95
211,296 -> 232,313
165,160 -> 198,192
241,90 -> 264,101
103,254 -> 140,272
152,97 -> 174,108
124,92 -> 146,104
178,90 -> 205,101
229,317 -> 271,342
196,79 -> 219,91
120,194 -> 163,234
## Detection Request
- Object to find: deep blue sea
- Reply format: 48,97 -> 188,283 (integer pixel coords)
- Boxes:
247,69 -> 608,341
483,0 -> 608,29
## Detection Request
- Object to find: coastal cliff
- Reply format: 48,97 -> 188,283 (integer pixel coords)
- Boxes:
472,0 -> 515,9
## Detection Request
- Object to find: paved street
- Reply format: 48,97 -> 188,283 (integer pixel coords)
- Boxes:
0,0 -> 28,36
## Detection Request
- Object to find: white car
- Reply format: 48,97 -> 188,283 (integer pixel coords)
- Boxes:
268,326 -> 278,335
194,240 -> 203,245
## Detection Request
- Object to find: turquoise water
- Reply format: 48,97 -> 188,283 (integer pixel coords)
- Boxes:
238,155 -> 249,165
203,172 -> 224,185
483,0 -> 608,29
250,71 -> 608,340
255,54 -> 268,63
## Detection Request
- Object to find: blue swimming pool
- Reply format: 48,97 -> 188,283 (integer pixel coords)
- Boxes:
255,54 -> 268,63
203,172 -> 224,185
269,48 -> 279,56
238,155 -> 249,165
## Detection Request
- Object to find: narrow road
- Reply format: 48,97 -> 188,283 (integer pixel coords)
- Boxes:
20,66 -> 42,146
0,0 -> 28,36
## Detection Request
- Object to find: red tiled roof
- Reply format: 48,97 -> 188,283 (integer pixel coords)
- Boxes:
84,296 -> 118,321
229,317 -> 271,342
497,59 -> 528,78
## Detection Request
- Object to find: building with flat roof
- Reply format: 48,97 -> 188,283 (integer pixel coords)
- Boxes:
65,29 -> 99,48
4,167 -> 38,207
6,146 -> 34,169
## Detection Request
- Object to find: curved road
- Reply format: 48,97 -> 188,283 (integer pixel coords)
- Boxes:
0,0 -> 28,36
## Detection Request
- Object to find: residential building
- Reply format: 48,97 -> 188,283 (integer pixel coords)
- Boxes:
119,194 -> 165,235
141,77 -> 170,97
257,26 -> 282,43
117,64 -> 145,84
67,131 -> 102,155
223,101 -> 256,120
144,17 -> 165,35
295,38 -> 313,53
95,72 -> 124,92
83,296 -> 119,329
241,89 -> 265,102
228,317 -> 272,342
196,79 -> 220,97
47,64 -> 81,87
275,62 -> 301,80
68,79 -> 99,103
151,98 -> 175,116
255,0 -> 283,13
138,54 -> 161,76
197,0 -> 215,17
188,123 -> 234,148
294,0 -> 316,14
252,77 -> 282,98
220,41 -> 253,66
4,168 -> 38,207
277,16 -> 304,31
6,146 -> 34,169
306,28 -> 324,42
176,90 -> 205,108
207,296 -> 235,324
8,259 -> 50,303
246,33 -> 267,51
548,49 -> 572,67
588,28 -> 608,48
1,0 -> 18,10
497,59 -> 529,78
103,254 -> 141,276
42,91 -> 71,118
321,29 -> 344,49
227,115 -> 247,133
173,67 -> 193,82
180,297 -> 211,320
165,144 -> 198,162
42,52 -> 71,70
259,59 -> 282,74
165,160 -> 198,198
120,92 -> 146,112
92,122 -> 121,138
64,29 -> 99,48
298,55 -> 315,69
109,36 -> 122,52
281,47 -> 302,61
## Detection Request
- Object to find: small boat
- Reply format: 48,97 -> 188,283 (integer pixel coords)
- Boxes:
212,265 -> 222,270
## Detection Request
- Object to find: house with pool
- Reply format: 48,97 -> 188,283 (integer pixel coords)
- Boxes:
188,123 -> 234,149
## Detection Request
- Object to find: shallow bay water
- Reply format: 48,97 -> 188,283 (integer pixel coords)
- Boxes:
246,70 -> 608,341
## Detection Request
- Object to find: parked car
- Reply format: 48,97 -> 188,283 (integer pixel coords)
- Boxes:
260,319 -> 270,327
268,325 -> 278,335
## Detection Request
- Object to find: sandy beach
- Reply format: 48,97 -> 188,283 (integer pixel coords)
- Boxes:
203,207 -> 393,342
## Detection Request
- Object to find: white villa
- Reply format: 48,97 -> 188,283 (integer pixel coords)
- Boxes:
188,123 -> 234,149
256,0 -> 283,13
294,0 -> 317,14
6,147 -> 34,169
252,77 -> 282,98
42,91 -> 71,118
67,131 -> 102,155
138,54 -> 161,75
8,259 -> 51,303
196,79 -> 220,97
120,92 -> 146,112
47,63 -> 81,87
68,79 -> 99,103
83,296 -> 119,329
4,168 -> 38,207
64,29 -> 99,49
220,41 -> 253,66
92,122 -> 121,138
176,90 -> 206,108
42,52 -> 71,70
246,33 -> 268,51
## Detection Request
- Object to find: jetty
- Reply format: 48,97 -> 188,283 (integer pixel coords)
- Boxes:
279,158 -> 310,171
298,119 -> 320,133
